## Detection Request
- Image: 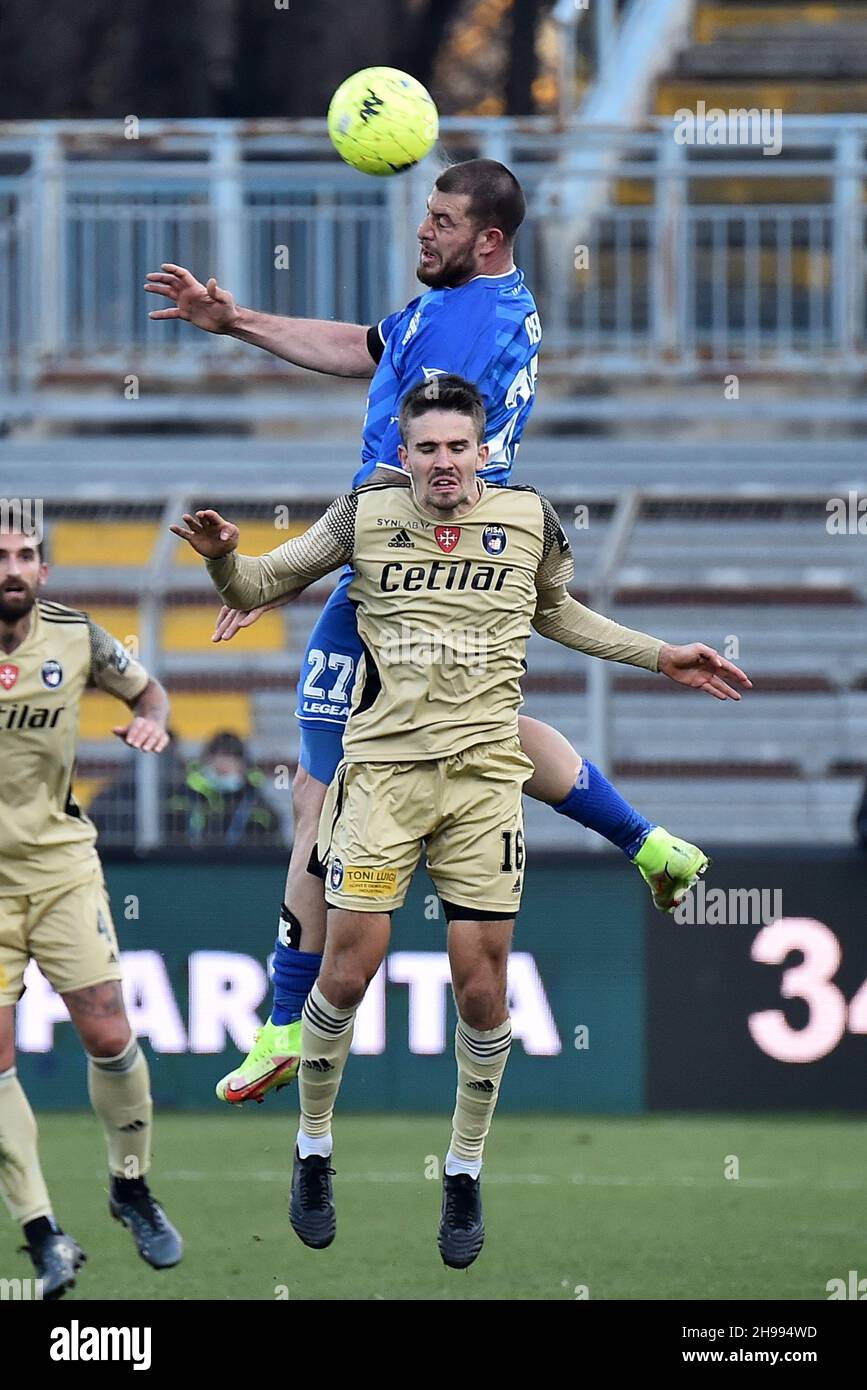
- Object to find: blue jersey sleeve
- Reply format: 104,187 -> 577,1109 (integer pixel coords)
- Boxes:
376,310 -> 404,346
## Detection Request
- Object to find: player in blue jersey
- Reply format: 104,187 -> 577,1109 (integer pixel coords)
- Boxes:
146,159 -> 726,1104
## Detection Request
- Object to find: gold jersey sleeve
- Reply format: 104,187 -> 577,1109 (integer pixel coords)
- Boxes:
87,619 -> 150,700
206,494 -> 357,610
532,496 -> 662,671
0,601 -> 151,895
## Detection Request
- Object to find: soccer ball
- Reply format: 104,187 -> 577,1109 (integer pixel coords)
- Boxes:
327,67 -> 439,177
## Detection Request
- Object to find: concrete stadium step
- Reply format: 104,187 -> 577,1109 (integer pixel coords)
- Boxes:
522,775 -> 861,848
10,437 -> 867,494
696,5 -> 867,45
656,80 -> 867,115
520,689 -> 867,777
674,42 -> 867,81
612,176 -> 832,205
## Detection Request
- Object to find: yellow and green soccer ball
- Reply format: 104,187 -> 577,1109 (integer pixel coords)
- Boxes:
327,67 -> 439,177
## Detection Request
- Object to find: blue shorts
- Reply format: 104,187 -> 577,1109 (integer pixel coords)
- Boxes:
296,570 -> 362,784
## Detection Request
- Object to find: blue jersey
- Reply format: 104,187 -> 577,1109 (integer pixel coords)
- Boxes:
354,268 -> 541,489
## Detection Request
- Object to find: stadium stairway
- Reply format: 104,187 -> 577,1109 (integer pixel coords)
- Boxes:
657,2 -> 867,115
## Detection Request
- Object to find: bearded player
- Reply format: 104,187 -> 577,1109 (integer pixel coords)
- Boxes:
0,529 -> 183,1297
146,159 -> 713,1106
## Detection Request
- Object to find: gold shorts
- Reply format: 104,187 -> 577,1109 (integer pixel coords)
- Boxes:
0,865 -> 122,1007
317,736 -> 533,915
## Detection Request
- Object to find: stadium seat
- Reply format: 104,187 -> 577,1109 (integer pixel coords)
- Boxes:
162,605 -> 285,653
659,1 -> 867,114
80,689 -> 252,743
51,521 -> 159,568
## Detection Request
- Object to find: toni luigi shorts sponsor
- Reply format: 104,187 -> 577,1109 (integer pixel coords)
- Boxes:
315,736 -> 534,917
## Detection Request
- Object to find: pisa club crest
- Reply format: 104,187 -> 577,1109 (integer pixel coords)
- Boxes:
41,660 -> 63,689
482,524 -> 507,556
0,663 -> 18,691
434,526 -> 461,553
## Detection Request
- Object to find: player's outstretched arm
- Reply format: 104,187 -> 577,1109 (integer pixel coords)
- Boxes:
171,498 -> 357,612
144,263 -> 375,377
533,585 -> 665,671
533,589 -> 751,700
531,497 -> 751,700
531,498 -> 666,671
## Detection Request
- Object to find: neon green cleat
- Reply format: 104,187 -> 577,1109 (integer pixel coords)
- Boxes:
634,827 -> 710,913
215,1018 -> 301,1105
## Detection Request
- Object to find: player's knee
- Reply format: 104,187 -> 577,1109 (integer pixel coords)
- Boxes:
454,980 -> 506,1032
318,963 -> 369,1011
81,1021 -> 133,1059
292,765 -> 328,836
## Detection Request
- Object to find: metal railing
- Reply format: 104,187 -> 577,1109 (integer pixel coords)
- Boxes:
1,116 -> 867,388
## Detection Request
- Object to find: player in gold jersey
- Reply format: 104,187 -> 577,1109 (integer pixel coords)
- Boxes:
0,529 -> 183,1297
174,376 -> 750,1266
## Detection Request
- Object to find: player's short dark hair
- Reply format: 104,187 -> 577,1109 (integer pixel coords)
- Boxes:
434,159 -> 526,241
398,374 -> 487,447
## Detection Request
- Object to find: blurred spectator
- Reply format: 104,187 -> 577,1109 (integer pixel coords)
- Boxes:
855,780 -> 867,849
182,731 -> 285,848
89,728 -> 189,847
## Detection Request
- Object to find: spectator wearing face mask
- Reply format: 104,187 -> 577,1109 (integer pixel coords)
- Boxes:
183,731 -> 285,848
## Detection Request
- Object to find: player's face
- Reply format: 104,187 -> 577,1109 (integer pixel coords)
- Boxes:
0,533 -> 46,624
400,410 -> 490,514
416,190 -> 488,288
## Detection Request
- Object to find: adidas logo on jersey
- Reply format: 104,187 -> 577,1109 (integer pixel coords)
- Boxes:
387,529 -> 415,549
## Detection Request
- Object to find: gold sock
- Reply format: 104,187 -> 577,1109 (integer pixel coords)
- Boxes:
449,1017 -> 513,1165
0,1067 -> 53,1223
298,982 -> 356,1142
87,1038 -> 152,1179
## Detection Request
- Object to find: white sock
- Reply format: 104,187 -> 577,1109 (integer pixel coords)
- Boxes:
296,1128 -> 333,1160
444,1149 -> 482,1180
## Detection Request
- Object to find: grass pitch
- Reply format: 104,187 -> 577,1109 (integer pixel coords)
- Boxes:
4,1112 -> 864,1301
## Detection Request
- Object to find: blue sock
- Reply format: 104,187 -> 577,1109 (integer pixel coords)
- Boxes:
271,939 -> 322,1026
553,760 -> 655,860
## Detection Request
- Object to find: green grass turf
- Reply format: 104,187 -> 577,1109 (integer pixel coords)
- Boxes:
3,1112 -> 865,1301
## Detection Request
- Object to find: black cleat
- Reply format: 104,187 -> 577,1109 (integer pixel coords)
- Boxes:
289,1147 -> 336,1249
23,1232 -> 86,1299
109,1176 -> 183,1269
438,1172 -> 485,1269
